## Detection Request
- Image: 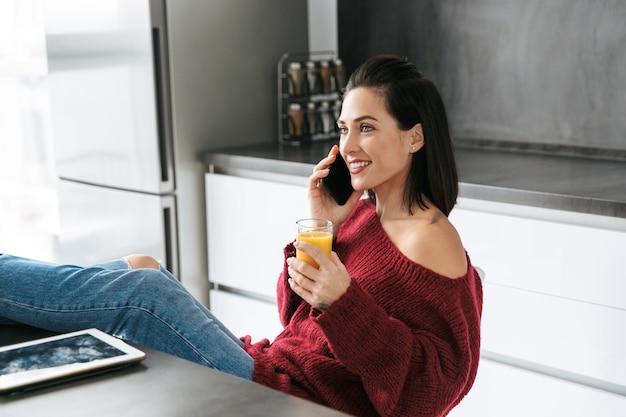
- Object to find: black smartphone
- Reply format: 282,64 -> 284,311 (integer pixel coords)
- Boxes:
321,152 -> 354,205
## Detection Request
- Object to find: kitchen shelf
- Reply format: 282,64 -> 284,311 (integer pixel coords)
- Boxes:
277,51 -> 346,146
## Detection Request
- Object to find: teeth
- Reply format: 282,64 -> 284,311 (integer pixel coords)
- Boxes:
349,161 -> 371,169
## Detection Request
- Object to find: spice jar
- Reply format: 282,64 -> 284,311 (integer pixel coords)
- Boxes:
305,102 -> 320,137
332,58 -> 346,92
318,101 -> 334,134
319,60 -> 333,94
287,62 -> 305,96
287,103 -> 304,137
305,61 -> 321,95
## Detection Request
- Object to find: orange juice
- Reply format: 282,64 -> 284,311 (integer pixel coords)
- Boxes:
296,231 -> 333,268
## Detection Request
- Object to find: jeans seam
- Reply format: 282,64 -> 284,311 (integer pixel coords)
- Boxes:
0,298 -> 218,369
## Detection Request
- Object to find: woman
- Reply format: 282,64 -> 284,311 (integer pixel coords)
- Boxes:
1,55 -> 482,417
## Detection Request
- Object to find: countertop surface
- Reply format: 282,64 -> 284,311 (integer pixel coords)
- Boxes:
201,141 -> 626,219
1,326 -> 348,417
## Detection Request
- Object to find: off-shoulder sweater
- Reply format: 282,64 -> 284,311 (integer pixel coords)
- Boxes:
241,199 -> 483,417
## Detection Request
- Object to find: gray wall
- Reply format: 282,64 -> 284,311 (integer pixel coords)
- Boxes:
308,0 -> 338,52
338,0 -> 626,152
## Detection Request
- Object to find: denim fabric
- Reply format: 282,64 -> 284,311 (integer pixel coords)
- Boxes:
0,254 -> 254,380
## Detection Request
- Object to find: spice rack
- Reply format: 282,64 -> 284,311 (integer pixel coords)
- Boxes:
278,51 -> 346,145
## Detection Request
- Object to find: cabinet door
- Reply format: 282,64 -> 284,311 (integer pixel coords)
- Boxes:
480,283 -> 626,389
205,173 -> 309,298
210,290 -> 283,343
449,198 -> 626,310
449,359 -> 626,417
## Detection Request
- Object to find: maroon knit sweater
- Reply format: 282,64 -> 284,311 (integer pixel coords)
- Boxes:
242,199 -> 483,417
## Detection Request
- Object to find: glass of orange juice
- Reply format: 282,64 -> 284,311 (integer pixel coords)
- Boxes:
296,218 -> 333,268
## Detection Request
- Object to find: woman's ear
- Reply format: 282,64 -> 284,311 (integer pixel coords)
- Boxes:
408,123 -> 424,153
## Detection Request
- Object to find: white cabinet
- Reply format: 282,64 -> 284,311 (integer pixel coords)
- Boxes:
205,171 -> 309,341
209,290 -> 284,343
448,358 -> 626,417
450,198 -> 626,310
448,198 -> 626,416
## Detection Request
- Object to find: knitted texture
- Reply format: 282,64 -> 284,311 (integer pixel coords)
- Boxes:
242,199 -> 483,417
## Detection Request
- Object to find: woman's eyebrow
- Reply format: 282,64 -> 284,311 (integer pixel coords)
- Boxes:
337,115 -> 379,124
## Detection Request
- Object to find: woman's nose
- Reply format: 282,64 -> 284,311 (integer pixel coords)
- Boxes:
340,129 -> 358,154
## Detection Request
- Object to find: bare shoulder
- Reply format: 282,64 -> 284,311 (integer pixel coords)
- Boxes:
388,211 -> 468,279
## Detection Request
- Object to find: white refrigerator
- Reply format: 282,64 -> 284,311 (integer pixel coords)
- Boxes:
43,0 -> 308,304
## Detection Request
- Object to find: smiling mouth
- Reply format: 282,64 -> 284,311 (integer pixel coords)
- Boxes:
349,161 -> 371,169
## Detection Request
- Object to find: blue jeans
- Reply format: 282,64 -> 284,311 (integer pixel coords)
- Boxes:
0,254 -> 254,380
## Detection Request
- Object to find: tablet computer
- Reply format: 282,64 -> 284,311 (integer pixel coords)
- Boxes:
0,328 -> 146,394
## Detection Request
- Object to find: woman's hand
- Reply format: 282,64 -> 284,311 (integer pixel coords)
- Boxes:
287,241 -> 351,311
309,145 -> 361,234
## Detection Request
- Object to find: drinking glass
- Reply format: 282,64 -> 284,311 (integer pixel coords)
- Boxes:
295,218 -> 333,268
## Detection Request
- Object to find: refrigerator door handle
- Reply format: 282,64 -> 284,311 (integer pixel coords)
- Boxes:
161,195 -> 180,279
151,0 -> 175,193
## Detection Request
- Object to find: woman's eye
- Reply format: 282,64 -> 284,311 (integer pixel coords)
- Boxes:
360,125 -> 373,132
338,126 -> 348,134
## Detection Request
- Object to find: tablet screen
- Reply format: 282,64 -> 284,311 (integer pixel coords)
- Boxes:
0,329 -> 146,393
1,334 -> 126,375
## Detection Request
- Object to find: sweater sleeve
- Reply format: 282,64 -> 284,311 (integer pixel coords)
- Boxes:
313,277 -> 477,417
276,241 -> 301,327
